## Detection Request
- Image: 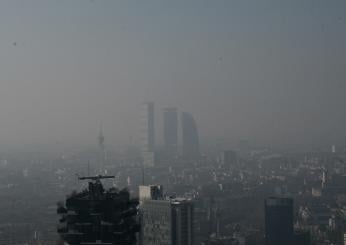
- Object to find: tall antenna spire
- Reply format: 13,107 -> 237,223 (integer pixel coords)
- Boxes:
98,122 -> 105,151
142,167 -> 145,185
98,122 -> 106,174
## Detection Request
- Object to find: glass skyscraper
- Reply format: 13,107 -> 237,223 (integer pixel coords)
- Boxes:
265,197 -> 294,245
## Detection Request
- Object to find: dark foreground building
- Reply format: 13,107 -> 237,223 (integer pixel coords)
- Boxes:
264,197 -> 293,245
57,175 -> 139,245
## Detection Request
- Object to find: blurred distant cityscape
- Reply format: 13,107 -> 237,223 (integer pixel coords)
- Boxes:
0,102 -> 345,245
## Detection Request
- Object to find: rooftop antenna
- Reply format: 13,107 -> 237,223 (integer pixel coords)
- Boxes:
98,122 -> 105,151
88,160 -> 91,177
142,166 -> 145,185
98,122 -> 106,174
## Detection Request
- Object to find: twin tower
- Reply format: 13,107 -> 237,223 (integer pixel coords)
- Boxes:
141,102 -> 200,167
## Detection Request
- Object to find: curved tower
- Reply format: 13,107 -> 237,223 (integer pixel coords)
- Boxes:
181,112 -> 200,160
163,108 -> 178,158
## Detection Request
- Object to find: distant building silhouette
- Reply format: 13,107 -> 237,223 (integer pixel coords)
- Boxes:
265,197 -> 294,245
141,102 -> 155,167
57,175 -> 139,245
221,150 -> 237,170
163,108 -> 178,158
181,112 -> 200,160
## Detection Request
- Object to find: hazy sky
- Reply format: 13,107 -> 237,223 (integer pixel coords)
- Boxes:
0,0 -> 346,150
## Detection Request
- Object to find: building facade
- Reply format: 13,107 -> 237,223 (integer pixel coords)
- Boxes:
141,198 -> 194,245
141,200 -> 173,245
172,199 -> 194,245
181,112 -> 200,160
163,108 -> 178,158
141,102 -> 155,167
265,197 -> 294,245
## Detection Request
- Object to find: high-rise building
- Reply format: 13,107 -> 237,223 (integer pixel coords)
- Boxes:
181,112 -> 200,160
141,198 -> 194,245
163,107 -> 178,158
57,175 -> 139,245
139,185 -> 165,245
141,200 -> 172,245
265,197 -> 294,245
141,102 -> 155,167
171,199 -> 194,245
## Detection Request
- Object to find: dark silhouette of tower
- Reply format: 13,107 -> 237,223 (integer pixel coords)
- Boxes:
181,112 -> 200,160
141,102 -> 155,167
141,102 -> 155,153
221,150 -> 237,170
98,124 -> 106,173
265,197 -> 294,245
57,175 -> 139,245
163,108 -> 178,158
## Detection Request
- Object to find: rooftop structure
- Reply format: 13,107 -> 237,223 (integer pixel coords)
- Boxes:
57,175 -> 139,245
139,185 -> 164,204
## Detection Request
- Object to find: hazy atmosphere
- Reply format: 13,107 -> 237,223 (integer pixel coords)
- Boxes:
2,1 -> 346,245
1,0 -> 346,149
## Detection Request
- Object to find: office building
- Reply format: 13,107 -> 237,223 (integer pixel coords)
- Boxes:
171,199 -> 194,245
141,200 -> 172,245
265,197 -> 294,245
141,198 -> 194,245
181,112 -> 200,160
141,102 -> 155,167
163,108 -> 178,158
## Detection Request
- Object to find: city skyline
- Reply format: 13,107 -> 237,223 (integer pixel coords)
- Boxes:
1,1 -> 346,245
0,0 -> 346,149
